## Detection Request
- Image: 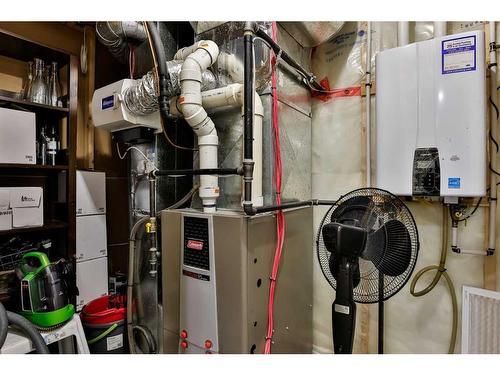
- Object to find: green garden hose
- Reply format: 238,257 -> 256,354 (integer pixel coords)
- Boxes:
410,205 -> 458,354
87,323 -> 118,346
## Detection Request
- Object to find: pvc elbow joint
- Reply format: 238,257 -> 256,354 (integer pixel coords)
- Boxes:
175,40 -> 219,66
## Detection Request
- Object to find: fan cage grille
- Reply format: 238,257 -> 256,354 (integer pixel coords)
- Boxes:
316,188 -> 419,304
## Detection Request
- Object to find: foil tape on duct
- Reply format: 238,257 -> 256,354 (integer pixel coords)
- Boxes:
123,61 -> 218,116
96,21 -> 147,63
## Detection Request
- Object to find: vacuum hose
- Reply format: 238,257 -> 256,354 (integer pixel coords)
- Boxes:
409,205 -> 458,354
0,302 -> 50,354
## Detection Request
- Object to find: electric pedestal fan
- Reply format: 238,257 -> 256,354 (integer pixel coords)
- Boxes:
316,188 -> 419,354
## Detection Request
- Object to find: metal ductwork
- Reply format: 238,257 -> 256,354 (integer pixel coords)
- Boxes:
96,21 -> 147,63
280,22 -> 345,47
123,60 -> 218,116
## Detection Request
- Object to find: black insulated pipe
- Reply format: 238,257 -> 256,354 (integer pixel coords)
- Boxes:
253,25 -> 324,92
243,23 -> 257,216
145,21 -> 174,122
252,199 -> 337,214
153,168 -> 242,177
242,23 -> 336,216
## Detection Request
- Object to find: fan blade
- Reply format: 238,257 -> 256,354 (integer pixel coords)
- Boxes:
362,219 -> 412,277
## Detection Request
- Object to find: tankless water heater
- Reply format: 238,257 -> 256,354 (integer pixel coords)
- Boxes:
375,30 -> 486,197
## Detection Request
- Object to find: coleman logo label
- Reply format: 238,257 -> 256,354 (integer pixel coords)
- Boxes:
187,239 -> 204,251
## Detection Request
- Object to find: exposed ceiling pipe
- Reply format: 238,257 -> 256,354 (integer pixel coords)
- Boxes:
170,83 -> 264,207
365,22 -> 372,187
96,21 -> 147,63
487,21 -> 498,256
397,22 -> 410,46
434,22 -> 447,38
175,40 -> 221,212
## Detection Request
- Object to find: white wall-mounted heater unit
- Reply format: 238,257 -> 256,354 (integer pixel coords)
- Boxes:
376,31 -> 486,198
462,286 -> 500,353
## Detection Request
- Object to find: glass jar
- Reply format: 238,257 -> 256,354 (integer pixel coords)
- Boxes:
22,61 -> 34,100
29,58 -> 49,105
49,62 -> 62,107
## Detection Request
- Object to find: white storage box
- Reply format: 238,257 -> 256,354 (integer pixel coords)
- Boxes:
0,187 -> 43,228
76,256 -> 108,311
76,215 -> 107,262
0,209 -> 12,231
0,107 -> 36,164
76,170 -> 106,216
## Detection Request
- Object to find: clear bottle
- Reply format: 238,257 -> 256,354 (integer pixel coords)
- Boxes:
38,124 -> 48,165
22,61 -> 34,100
48,62 -> 62,107
30,58 -> 49,105
47,124 -> 59,166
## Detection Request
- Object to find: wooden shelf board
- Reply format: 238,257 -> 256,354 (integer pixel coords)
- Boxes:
0,220 -> 68,236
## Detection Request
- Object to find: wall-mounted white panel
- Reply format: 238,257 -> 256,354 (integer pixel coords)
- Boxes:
376,31 -> 486,197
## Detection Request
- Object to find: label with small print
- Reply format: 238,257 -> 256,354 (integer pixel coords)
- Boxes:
334,304 -> 350,315
442,35 -> 476,75
107,334 -> 123,351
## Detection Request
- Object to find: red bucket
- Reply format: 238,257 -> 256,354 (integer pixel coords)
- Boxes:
81,295 -> 127,353
81,294 -> 126,325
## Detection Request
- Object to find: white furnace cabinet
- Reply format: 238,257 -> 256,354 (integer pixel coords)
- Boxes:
375,31 -> 486,198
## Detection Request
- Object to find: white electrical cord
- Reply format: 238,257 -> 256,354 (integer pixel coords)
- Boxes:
116,143 -> 158,171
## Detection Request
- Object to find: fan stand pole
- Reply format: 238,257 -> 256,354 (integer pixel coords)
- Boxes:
378,271 -> 384,354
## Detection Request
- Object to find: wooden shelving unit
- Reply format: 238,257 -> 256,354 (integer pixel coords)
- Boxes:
0,28 -> 78,264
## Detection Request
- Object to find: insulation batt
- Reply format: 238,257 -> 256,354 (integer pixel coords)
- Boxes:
311,21 -> 487,354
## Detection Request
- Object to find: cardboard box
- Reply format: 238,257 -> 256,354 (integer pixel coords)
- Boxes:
76,256 -> 108,311
0,187 -> 43,228
76,214 -> 107,262
0,107 -> 36,164
76,170 -> 106,216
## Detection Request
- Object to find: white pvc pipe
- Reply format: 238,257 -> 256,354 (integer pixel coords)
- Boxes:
365,22 -> 372,187
456,249 -> 488,256
488,21 -> 498,254
434,22 -> 447,38
177,40 -> 220,212
397,22 -> 410,46
170,83 -> 264,207
451,225 -> 458,248
217,52 -> 244,84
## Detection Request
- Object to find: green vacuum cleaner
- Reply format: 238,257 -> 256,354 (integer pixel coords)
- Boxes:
17,252 -> 75,329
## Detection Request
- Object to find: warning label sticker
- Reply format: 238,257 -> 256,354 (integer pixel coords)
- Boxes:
107,334 -> 124,351
442,35 -> 476,75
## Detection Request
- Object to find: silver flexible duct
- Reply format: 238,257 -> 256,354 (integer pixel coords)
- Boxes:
123,60 -> 218,116
96,21 -> 147,63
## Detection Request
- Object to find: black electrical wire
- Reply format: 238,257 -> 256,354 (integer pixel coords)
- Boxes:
489,130 -> 499,153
